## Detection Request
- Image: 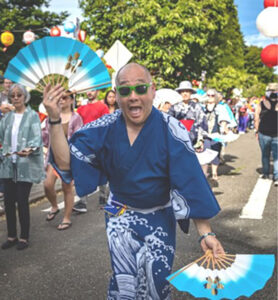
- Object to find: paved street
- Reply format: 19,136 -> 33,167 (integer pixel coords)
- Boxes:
0,131 -> 277,300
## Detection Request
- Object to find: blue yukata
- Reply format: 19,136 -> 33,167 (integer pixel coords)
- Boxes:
52,107 -> 220,299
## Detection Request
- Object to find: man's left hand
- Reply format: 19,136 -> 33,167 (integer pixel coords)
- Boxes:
200,235 -> 225,258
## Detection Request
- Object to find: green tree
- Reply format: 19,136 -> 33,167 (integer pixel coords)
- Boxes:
80,0 -> 239,88
207,66 -> 266,98
210,0 -> 245,73
244,45 -> 276,84
0,0 -> 69,73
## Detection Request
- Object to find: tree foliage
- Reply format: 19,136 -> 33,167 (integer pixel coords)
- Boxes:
211,0 -> 245,72
80,0 -> 243,88
244,45 -> 276,84
0,0 -> 68,73
207,66 -> 267,98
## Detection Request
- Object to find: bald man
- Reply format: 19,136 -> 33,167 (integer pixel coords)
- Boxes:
43,63 -> 224,299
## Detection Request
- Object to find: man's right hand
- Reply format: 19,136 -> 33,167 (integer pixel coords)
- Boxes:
43,84 -> 65,120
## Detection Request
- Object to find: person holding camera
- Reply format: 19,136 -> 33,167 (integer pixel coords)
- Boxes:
254,89 -> 278,186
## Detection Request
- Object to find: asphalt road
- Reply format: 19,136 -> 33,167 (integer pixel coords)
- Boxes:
0,131 -> 277,300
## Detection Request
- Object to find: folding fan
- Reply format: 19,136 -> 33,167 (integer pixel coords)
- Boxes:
167,250 -> 275,300
4,37 -> 111,93
195,148 -> 218,165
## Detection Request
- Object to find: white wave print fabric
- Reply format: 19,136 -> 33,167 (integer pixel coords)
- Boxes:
106,207 -> 176,300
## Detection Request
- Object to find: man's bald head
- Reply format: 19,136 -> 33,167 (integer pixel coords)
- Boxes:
115,63 -> 152,86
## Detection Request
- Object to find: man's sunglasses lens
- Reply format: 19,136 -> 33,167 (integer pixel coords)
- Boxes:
118,87 -> 131,96
135,85 -> 148,94
118,84 -> 150,96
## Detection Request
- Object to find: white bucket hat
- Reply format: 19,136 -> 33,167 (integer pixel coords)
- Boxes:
175,81 -> 196,93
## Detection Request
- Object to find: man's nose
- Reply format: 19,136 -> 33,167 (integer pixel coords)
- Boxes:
128,89 -> 138,100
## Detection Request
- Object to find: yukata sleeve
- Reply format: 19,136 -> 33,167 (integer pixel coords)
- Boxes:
68,125 -> 107,197
216,104 -> 230,124
165,115 -> 220,223
195,104 -> 208,141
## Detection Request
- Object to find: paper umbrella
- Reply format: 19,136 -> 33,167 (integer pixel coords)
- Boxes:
4,36 -> 111,93
167,250 -> 275,299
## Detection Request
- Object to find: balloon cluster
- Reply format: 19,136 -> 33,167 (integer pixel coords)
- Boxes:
256,0 -> 278,67
49,21 -> 87,42
1,21 -> 105,58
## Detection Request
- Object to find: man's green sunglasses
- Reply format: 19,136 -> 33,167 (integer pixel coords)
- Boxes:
116,82 -> 152,97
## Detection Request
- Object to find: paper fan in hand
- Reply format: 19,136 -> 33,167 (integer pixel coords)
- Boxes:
167,250 -> 275,299
4,37 -> 111,93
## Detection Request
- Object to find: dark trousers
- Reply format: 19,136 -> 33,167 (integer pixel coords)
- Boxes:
3,179 -> 32,240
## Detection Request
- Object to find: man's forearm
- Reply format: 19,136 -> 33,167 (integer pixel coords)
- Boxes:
193,219 -> 213,236
50,123 -> 70,170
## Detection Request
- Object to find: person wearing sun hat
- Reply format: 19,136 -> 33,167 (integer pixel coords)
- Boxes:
168,80 -> 208,148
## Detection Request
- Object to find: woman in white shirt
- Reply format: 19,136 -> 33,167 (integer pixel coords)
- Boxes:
0,84 -> 44,250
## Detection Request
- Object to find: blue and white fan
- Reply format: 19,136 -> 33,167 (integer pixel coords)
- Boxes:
167,250 -> 275,299
4,37 -> 111,93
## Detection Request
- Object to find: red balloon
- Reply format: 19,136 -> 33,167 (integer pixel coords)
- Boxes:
78,30 -> 87,42
264,0 -> 278,8
50,26 -> 61,37
261,44 -> 278,67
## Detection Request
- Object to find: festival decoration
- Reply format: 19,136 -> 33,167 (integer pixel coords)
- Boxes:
264,0 -> 278,8
78,30 -> 87,42
1,31 -> 15,51
50,26 -> 61,37
167,250 -> 275,299
96,49 -> 104,58
23,30 -> 35,44
64,21 -> 76,34
192,79 -> 200,88
261,44 -> 278,67
256,7 -> 278,38
4,36 -> 111,94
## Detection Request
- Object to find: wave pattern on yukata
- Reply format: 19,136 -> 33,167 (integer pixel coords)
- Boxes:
170,189 -> 190,220
161,112 -> 195,154
106,210 -> 175,299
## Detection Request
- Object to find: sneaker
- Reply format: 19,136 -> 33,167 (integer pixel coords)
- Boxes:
0,205 -> 4,214
16,240 -> 29,250
274,180 -> 278,187
1,238 -> 18,250
72,200 -> 87,213
260,174 -> 269,179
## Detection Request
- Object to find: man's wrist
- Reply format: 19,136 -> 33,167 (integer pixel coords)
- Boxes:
49,117 -> 62,125
198,232 -> 216,243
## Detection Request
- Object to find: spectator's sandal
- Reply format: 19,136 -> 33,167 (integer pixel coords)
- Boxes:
57,222 -> 72,231
46,209 -> 60,221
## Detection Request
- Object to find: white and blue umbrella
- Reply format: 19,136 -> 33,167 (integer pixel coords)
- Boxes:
167,250 -> 275,299
4,36 -> 111,93
153,88 -> 182,108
